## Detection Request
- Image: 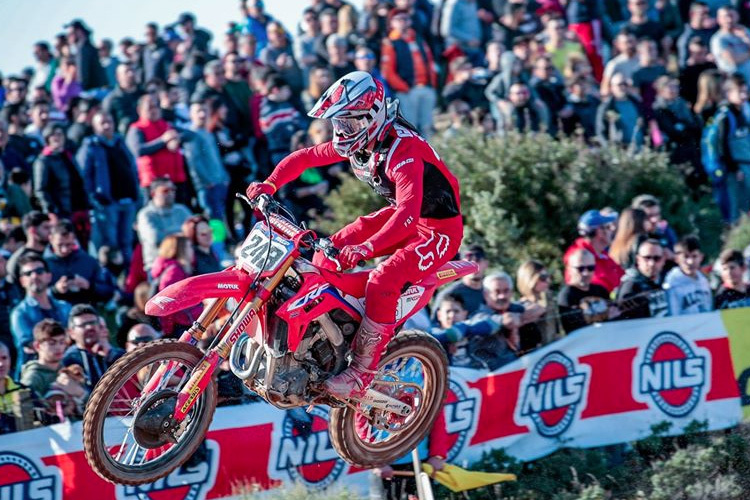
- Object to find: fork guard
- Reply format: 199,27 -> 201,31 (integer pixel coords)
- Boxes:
145,268 -> 255,317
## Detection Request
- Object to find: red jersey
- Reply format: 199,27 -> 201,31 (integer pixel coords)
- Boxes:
267,123 -> 462,254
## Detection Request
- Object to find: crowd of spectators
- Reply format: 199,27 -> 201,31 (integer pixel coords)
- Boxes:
0,0 -> 749,452
419,194 -> 748,373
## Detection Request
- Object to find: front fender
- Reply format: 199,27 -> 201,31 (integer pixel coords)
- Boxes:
145,268 -> 253,316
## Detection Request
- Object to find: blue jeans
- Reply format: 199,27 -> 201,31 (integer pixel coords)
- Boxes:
197,183 -> 228,221
727,164 -> 750,222
95,199 -> 136,262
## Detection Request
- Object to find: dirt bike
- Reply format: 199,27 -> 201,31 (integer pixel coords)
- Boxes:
82,193 -> 477,485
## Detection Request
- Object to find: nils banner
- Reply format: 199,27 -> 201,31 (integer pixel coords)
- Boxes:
0,310 -> 744,499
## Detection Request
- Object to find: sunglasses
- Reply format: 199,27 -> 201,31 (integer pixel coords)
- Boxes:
72,319 -> 99,329
538,272 -> 550,281
463,252 -> 485,261
638,254 -> 663,261
127,337 -> 154,344
573,265 -> 596,272
21,267 -> 46,277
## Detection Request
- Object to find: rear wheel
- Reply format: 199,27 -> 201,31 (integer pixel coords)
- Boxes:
83,339 -> 218,485
328,330 -> 448,468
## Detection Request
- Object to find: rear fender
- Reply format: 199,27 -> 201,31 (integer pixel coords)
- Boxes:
276,274 -> 363,351
145,268 -> 254,317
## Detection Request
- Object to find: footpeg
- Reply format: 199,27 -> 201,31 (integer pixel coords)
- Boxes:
352,389 -> 412,416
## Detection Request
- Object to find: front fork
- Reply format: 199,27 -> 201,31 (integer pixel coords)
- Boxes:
143,258 -> 295,423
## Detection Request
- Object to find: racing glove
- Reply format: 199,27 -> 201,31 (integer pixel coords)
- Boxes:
339,242 -> 374,270
245,181 -> 276,200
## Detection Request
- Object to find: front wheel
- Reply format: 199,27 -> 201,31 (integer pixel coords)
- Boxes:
83,339 -> 218,485
328,330 -> 449,468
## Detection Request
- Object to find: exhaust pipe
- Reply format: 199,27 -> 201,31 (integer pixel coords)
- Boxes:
229,333 -> 264,380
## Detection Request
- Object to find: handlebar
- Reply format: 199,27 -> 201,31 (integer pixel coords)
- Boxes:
236,193 -> 365,271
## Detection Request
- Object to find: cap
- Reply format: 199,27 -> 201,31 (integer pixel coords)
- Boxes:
577,209 -> 617,234
64,19 -> 91,34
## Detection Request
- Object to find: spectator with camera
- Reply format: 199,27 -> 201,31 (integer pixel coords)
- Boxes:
45,219 -> 116,306
62,304 -> 124,391
473,272 -> 544,354
559,248 -> 620,334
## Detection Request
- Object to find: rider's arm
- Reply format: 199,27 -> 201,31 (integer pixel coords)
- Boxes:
265,141 -> 345,191
363,149 -> 423,254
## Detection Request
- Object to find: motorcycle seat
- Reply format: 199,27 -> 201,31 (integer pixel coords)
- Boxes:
319,260 -> 478,298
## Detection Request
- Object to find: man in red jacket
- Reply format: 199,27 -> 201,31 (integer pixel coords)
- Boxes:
126,95 -> 187,201
247,71 -> 463,399
563,209 -> 624,293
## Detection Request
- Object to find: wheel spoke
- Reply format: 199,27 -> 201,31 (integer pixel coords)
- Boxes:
84,340 -> 218,486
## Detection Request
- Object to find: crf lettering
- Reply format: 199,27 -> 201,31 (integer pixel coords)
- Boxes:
521,374 -> 586,415
276,432 -> 338,470
640,358 -> 704,392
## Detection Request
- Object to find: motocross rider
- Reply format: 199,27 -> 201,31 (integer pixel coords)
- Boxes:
246,71 -> 463,399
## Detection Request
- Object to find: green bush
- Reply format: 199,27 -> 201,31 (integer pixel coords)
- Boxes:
723,214 -> 750,254
235,482 -> 365,500
315,131 -> 723,273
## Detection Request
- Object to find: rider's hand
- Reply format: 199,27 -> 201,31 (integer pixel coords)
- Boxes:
339,242 -> 373,270
245,181 -> 276,199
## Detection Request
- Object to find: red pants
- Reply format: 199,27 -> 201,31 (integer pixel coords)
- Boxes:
569,20 -> 603,82
316,207 -> 463,324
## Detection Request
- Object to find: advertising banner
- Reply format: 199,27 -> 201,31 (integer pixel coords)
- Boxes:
0,310 -> 743,499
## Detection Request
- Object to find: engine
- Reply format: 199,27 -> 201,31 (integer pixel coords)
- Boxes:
231,271 -> 359,409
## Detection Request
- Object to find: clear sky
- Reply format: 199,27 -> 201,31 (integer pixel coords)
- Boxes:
0,0 -> 362,76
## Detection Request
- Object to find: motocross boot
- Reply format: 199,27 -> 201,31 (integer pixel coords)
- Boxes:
324,316 -> 395,399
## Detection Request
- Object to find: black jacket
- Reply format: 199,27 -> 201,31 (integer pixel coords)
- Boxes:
75,39 -> 108,90
102,86 -> 144,136
616,268 -> 668,319
33,150 -> 89,217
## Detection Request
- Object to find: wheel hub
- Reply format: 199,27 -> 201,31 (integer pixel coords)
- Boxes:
133,390 -> 179,448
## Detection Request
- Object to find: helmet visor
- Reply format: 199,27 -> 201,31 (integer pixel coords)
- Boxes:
332,116 -> 370,138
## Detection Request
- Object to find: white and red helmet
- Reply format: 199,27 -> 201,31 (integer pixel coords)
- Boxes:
308,71 -> 390,156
